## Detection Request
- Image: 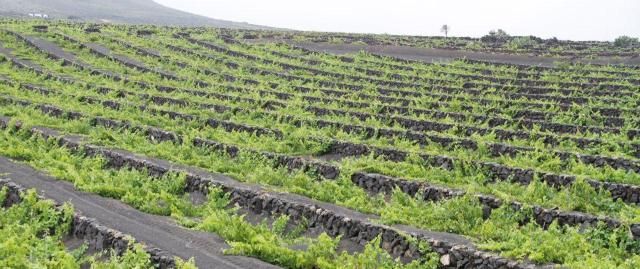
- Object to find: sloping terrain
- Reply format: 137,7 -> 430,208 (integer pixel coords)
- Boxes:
0,0 -> 268,29
0,21 -> 640,268
0,179 -> 175,268
0,156 -> 281,269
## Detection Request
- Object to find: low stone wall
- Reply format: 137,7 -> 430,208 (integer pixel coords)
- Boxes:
81,143 -> 547,268
0,118 -> 547,268
0,180 -> 176,268
351,172 -> 639,238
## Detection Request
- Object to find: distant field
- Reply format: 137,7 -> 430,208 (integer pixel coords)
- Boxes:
1,20 -> 640,268
234,28 -> 640,60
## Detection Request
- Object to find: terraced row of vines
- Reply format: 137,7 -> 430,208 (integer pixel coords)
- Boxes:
1,20 -> 640,269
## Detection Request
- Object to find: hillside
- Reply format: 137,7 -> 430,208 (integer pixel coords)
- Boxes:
1,21 -> 640,269
0,0 -> 269,29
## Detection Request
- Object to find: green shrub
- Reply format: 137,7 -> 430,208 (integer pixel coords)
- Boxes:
614,36 -> 639,47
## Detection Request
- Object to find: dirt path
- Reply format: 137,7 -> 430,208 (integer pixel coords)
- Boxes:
0,156 -> 280,269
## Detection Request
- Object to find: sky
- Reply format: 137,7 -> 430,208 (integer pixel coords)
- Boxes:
154,0 -> 639,41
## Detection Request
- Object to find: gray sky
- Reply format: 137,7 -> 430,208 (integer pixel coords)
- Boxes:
154,0 -> 639,41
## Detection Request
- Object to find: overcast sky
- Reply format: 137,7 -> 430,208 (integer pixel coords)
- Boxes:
154,0 -> 639,41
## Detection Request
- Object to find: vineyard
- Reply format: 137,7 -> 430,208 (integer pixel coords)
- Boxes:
0,20 -> 640,268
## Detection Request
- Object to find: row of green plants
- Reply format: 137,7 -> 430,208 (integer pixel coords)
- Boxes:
70,25 -> 638,110
181,31 -> 640,104
229,36 -> 640,89
2,35 -> 636,180
0,128 -> 434,269
6,21 -> 640,264
1,95 -> 640,267
43,28 -> 640,138
29,26 -> 640,134
7,27 -> 636,158
197,28 -> 640,86
262,40 -> 640,82
0,186 -> 195,268
221,27 -> 640,66
8,19 -> 640,77
232,28 -> 640,58
113,30 -> 640,125
2,79 -> 640,225
3,33 -> 640,201
3,51 -> 640,211
4,19 -> 640,268
3,60 -> 640,192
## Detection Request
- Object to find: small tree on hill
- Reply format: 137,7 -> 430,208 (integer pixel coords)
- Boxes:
481,29 -> 510,44
614,36 -> 639,48
440,24 -> 449,39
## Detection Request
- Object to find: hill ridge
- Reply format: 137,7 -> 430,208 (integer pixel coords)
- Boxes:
0,0 -> 271,29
